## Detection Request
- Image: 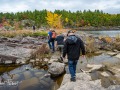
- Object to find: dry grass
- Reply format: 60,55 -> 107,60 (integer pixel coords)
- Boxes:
0,30 -> 47,37
98,36 -> 113,43
112,34 -> 120,51
85,36 -> 98,53
115,34 -> 120,42
54,29 -> 69,35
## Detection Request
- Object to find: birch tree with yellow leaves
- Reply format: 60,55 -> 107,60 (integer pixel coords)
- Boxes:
46,11 -> 62,29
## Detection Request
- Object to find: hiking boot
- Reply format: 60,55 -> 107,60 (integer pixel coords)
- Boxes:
70,77 -> 76,82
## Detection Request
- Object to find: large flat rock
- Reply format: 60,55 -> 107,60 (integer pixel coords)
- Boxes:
58,73 -> 105,90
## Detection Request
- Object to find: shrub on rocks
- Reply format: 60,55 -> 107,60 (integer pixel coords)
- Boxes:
30,44 -> 51,61
85,36 -> 99,53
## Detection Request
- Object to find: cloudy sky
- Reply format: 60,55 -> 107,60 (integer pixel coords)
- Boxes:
0,0 -> 120,14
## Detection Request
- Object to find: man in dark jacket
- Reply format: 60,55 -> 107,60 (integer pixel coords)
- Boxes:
63,30 -> 85,82
55,34 -> 64,53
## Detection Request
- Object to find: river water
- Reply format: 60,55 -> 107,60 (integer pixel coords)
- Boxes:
79,30 -> 120,37
0,64 -> 62,90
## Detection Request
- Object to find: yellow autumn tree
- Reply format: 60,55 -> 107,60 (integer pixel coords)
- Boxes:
65,18 -> 68,23
46,11 -> 62,29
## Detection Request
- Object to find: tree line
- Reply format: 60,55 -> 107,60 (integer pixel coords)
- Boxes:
0,9 -> 120,29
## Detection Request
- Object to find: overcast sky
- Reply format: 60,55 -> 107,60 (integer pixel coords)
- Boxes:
0,0 -> 120,14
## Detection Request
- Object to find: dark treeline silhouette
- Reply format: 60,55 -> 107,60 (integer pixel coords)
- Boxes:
0,9 -> 120,29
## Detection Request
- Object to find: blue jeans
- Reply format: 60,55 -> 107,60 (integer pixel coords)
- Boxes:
48,39 -> 55,51
68,60 -> 78,78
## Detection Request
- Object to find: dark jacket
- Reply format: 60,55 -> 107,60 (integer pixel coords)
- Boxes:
63,35 -> 85,60
55,35 -> 64,45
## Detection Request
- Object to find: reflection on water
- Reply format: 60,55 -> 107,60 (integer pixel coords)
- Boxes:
0,64 -> 60,90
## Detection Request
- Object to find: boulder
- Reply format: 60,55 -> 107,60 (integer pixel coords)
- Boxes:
48,62 -> 65,77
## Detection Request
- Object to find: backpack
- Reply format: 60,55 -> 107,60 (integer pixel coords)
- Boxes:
52,32 -> 56,39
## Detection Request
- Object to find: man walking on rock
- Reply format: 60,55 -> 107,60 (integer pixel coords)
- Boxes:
48,29 -> 56,52
62,30 -> 85,82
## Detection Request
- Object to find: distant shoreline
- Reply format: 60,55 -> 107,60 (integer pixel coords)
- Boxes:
72,26 -> 120,31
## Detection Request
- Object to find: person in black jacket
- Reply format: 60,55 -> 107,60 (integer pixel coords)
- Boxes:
55,34 -> 64,53
62,30 -> 85,82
